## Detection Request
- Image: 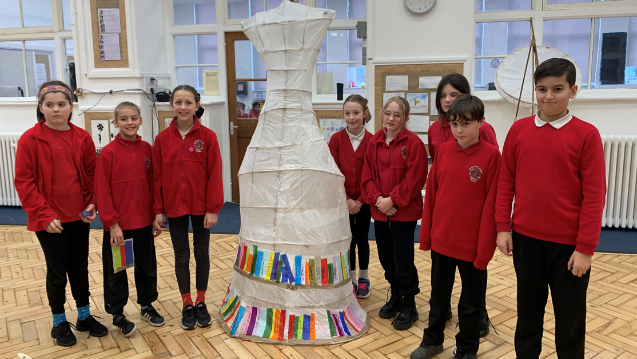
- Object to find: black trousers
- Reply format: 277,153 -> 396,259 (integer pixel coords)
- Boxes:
168,215 -> 210,294
102,225 -> 158,315
374,220 -> 420,296
35,220 -> 90,314
512,231 -> 590,359
349,204 -> 372,271
423,250 -> 485,353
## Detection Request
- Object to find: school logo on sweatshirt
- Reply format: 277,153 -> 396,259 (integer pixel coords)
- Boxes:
193,139 -> 204,152
145,157 -> 151,168
469,166 -> 482,182
401,146 -> 407,159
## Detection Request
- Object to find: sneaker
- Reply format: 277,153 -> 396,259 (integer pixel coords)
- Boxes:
140,305 -> 165,327
410,342 -> 443,359
479,309 -> 490,337
51,321 -> 77,347
379,288 -> 402,319
452,349 -> 478,359
392,295 -> 418,330
75,315 -> 108,338
113,314 -> 136,337
182,305 -> 197,330
195,302 -> 212,328
357,278 -> 371,299
446,305 -> 453,321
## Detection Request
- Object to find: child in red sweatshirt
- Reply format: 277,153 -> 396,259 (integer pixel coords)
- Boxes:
152,85 -> 224,330
329,94 -> 373,298
495,58 -> 606,359
94,102 -> 165,338
411,95 -> 500,359
361,96 -> 428,331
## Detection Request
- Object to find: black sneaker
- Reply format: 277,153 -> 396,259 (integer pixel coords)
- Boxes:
392,295 -> 418,330
379,288 -> 402,319
51,321 -> 77,347
452,349 -> 478,359
410,342 -> 443,359
113,314 -> 136,337
195,302 -> 212,328
140,305 -> 165,327
182,305 -> 197,330
479,309 -> 490,337
75,315 -> 108,338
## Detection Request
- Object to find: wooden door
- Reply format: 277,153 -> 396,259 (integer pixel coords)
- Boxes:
226,32 -> 267,202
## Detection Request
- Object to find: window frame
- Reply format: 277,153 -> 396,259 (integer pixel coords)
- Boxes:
473,0 -> 637,93
0,0 -> 73,99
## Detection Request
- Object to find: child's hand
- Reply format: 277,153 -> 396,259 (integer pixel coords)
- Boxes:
204,212 -> 218,229
45,219 -> 63,233
567,250 -> 592,277
376,196 -> 394,214
496,232 -> 513,256
385,207 -> 398,216
153,214 -> 168,237
110,223 -> 124,246
347,199 -> 361,215
80,204 -> 96,223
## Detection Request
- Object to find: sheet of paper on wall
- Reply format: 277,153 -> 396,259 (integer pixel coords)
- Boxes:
407,115 -> 429,132
98,8 -> 121,34
99,34 -> 121,61
35,63 -> 47,88
406,93 -> 429,114
419,76 -> 442,89
430,93 -> 438,116
110,120 -> 119,140
91,119 -> 111,149
417,135 -> 428,144
317,72 -> 334,94
164,118 -> 173,130
320,118 -> 346,142
203,70 -> 220,96
385,75 -> 408,91
383,92 -> 404,105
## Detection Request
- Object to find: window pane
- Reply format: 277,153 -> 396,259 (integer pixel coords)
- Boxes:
235,82 -> 265,118
318,30 -> 362,63
0,41 -> 27,97
22,0 -> 53,27
229,0 -> 263,20
0,0 -> 22,28
474,57 -> 504,91
591,17 -> 637,89
317,63 -> 365,94
173,0 -> 217,25
174,35 -> 218,65
65,39 -> 74,84
475,0 -> 531,12
62,0 -> 72,29
543,18 -> 591,86
176,66 -> 219,91
266,0 -> 302,9
25,40 -> 56,96
547,0 -> 591,3
234,40 -> 266,79
475,21 -> 530,57
316,0 -> 365,20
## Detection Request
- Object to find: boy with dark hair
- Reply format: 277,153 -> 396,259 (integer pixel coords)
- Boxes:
495,58 -> 606,358
411,94 -> 501,359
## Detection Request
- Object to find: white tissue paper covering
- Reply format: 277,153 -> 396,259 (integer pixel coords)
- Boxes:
218,1 -> 369,345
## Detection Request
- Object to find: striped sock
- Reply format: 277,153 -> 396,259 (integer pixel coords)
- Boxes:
77,305 -> 90,321
52,312 -> 67,327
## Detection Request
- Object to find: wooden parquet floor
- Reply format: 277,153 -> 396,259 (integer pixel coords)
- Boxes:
0,225 -> 636,359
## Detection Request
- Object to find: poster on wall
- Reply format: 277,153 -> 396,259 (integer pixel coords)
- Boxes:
164,117 -> 172,130
419,76 -> 442,89
320,118 -> 346,143
203,70 -> 220,96
407,115 -> 429,132
406,93 -> 429,113
110,120 -> 119,140
385,75 -> 408,91
430,93 -> 438,116
91,119 -> 111,149
382,92 -> 404,105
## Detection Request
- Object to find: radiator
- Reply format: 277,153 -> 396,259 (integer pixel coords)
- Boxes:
602,135 -> 637,229
0,133 -> 21,206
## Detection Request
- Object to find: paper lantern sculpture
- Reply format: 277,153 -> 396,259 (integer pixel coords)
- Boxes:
219,0 -> 370,344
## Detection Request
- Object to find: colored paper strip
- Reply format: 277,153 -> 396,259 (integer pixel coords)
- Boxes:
302,314 -> 310,340
112,245 -> 122,269
310,313 -> 316,340
231,306 -> 246,335
124,240 -> 133,266
339,311 -> 351,336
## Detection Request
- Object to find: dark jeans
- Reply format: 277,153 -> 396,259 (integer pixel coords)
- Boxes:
423,250 -> 485,353
513,231 -> 590,359
374,220 -> 420,296
349,204 -> 372,271
102,225 -> 158,315
168,215 -> 210,294
35,220 -> 90,314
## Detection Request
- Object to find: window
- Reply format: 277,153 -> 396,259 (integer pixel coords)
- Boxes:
0,1 -> 73,98
474,0 -> 637,91
174,0 -> 217,25
317,30 -> 364,95
228,0 -> 304,20
174,35 -> 219,91
315,0 -> 365,19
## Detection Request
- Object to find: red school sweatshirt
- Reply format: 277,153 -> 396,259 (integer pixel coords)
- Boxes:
495,116 -> 606,255
427,116 -> 498,160
419,140 -> 501,270
14,121 -> 96,232
360,128 -> 428,222
328,129 -> 372,203
153,118 -> 224,218
94,135 -> 154,231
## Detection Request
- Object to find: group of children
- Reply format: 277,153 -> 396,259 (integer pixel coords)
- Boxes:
15,57 -> 605,358
15,83 -> 223,346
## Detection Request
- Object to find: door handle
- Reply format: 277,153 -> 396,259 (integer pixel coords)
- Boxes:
230,122 -> 239,135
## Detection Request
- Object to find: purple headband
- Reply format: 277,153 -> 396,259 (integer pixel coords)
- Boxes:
38,85 -> 72,100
